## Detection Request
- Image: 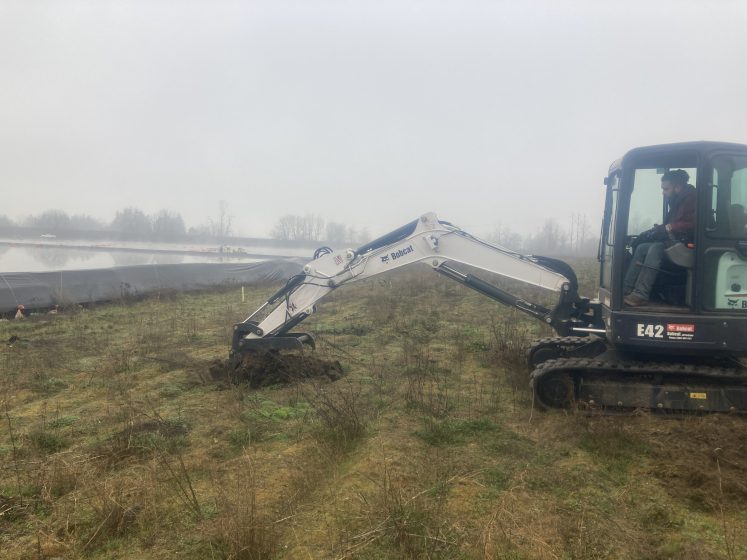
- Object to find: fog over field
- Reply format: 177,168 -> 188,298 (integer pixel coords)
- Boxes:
1,0 -> 746,239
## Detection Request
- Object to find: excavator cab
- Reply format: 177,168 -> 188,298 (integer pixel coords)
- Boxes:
598,141 -> 747,358
528,142 -> 747,413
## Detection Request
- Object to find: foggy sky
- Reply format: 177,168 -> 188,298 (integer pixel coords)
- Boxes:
1,0 -> 746,240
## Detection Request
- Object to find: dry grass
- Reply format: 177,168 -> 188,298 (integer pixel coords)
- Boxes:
0,265 -> 745,558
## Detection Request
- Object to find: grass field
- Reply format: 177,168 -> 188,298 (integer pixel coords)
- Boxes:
1,261 -> 746,559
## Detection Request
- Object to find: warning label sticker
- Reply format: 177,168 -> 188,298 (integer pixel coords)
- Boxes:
666,323 -> 696,341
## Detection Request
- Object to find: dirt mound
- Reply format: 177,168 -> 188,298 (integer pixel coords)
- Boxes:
210,352 -> 343,388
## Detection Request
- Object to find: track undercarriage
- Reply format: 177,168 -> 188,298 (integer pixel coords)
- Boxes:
528,337 -> 747,413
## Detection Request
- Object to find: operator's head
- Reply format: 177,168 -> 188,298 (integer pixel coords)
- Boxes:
661,169 -> 689,199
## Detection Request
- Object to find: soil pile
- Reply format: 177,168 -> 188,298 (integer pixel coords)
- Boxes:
210,352 -> 343,388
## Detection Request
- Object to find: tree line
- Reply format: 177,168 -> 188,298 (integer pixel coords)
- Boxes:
0,208 -> 598,255
488,214 -> 599,256
270,213 -> 599,255
270,214 -> 371,246
0,204 -> 234,242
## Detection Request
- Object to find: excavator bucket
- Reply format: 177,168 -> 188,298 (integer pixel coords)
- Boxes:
232,332 -> 315,355
230,319 -> 315,357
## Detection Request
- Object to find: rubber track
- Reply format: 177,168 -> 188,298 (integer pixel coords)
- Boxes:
529,357 -> 747,411
526,336 -> 605,367
527,336 -> 595,360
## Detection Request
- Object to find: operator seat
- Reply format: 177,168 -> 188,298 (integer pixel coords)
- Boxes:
663,239 -> 694,306
730,204 -> 747,237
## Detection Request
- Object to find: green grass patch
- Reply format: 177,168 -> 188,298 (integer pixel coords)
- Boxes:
48,415 -> 79,428
579,430 -> 649,480
415,417 -> 501,447
28,429 -> 68,453
484,466 -> 511,491
30,375 -> 68,395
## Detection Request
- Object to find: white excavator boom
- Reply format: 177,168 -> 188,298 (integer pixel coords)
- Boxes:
232,213 -> 578,353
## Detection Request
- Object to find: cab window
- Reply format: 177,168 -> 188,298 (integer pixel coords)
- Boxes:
709,156 -> 747,239
627,167 -> 696,236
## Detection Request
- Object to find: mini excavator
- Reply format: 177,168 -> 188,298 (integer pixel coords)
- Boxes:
231,142 -> 747,413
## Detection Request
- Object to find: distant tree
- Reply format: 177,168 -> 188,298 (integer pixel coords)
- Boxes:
110,207 -> 152,239
567,213 -> 592,255
187,224 -> 211,239
271,215 -> 294,241
345,226 -> 358,244
271,214 -> 325,241
209,201 -> 233,242
325,222 -> 347,246
0,214 -> 15,228
488,225 -> 524,251
25,210 -> 71,231
69,214 -> 105,231
527,218 -> 568,254
152,210 -> 186,240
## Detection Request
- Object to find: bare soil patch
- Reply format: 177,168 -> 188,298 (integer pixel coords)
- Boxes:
209,351 -> 343,388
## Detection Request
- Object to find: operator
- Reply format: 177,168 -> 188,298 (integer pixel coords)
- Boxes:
623,169 -> 696,306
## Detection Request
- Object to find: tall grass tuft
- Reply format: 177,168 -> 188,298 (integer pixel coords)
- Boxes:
304,378 -> 370,455
211,459 -> 279,560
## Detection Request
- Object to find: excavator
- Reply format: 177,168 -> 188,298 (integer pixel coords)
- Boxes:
230,141 -> 747,413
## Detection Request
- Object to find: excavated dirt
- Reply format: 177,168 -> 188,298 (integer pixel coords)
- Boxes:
209,352 -> 343,388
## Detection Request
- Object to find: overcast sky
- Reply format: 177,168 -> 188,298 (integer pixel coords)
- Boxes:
1,0 -> 746,239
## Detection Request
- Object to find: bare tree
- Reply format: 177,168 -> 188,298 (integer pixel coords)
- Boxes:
271,214 -> 325,241
326,222 -> 347,245
110,207 -> 153,239
25,210 -> 71,231
271,215 -> 296,240
209,200 -> 233,242
488,224 -> 524,251
69,214 -> 105,231
152,210 -> 186,240
527,218 -> 567,254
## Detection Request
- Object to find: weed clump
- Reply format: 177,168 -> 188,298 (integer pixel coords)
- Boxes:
338,462 -> 459,559
305,380 -> 371,454
93,417 -> 190,466
210,462 -> 280,560
28,429 -> 68,453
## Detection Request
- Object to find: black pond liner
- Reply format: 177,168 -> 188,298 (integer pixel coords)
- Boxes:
0,259 -> 304,313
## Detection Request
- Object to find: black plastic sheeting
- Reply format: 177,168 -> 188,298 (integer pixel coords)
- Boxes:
0,259 -> 304,313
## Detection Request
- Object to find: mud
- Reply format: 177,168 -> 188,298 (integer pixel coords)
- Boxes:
209,351 -> 343,388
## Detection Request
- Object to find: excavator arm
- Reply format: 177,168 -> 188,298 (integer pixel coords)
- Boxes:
231,212 -> 603,356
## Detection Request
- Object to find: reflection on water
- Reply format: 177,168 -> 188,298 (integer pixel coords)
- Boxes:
111,251 -> 152,267
30,247 -> 96,268
153,253 -> 184,266
0,245 -> 262,273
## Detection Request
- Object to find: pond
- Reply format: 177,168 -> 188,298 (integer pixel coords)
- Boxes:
0,240 -> 311,273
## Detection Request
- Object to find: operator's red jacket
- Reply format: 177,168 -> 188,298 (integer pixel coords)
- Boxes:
666,185 -> 696,242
